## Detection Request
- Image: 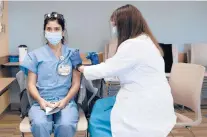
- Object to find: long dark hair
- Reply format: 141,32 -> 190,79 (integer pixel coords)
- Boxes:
110,4 -> 163,55
44,12 -> 66,44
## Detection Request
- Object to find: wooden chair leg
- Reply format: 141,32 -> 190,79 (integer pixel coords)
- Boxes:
170,131 -> 174,137
21,132 -> 25,137
186,126 -> 195,137
181,105 -> 185,113
86,131 -> 89,137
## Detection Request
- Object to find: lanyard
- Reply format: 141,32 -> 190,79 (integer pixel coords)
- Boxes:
57,51 -> 71,76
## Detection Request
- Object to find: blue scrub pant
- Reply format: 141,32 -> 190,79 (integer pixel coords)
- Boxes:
89,96 -> 116,137
28,101 -> 79,137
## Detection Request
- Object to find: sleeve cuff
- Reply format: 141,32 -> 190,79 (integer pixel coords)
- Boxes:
20,64 -> 37,76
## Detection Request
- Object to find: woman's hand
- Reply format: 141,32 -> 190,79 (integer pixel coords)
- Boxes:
38,98 -> 54,110
78,65 -> 85,73
58,99 -> 68,109
53,98 -> 69,109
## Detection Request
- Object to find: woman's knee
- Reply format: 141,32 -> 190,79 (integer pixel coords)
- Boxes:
57,120 -> 77,128
54,122 -> 77,134
31,118 -> 52,129
32,119 -> 45,126
30,119 -> 53,136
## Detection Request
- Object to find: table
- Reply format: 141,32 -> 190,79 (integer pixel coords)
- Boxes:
2,62 -> 20,67
82,60 -> 92,65
104,73 -> 207,97
0,78 -> 16,96
0,78 -> 16,114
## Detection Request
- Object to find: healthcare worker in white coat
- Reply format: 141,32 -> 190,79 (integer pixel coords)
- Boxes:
78,4 -> 176,137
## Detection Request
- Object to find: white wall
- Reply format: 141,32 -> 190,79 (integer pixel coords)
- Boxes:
8,1 -> 207,54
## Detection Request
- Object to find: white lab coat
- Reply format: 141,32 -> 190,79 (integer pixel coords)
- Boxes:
83,34 -> 176,137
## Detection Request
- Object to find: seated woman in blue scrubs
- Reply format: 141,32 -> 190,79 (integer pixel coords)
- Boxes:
20,12 -> 82,137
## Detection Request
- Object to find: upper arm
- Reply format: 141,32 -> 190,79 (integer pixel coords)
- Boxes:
72,70 -> 81,86
28,71 -> 37,86
70,49 -> 82,85
70,49 -> 82,69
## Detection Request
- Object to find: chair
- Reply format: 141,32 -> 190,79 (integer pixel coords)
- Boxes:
16,71 -> 88,137
191,43 -> 207,67
169,63 -> 205,136
19,108 -> 88,137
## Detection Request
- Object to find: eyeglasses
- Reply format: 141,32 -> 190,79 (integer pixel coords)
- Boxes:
44,13 -> 64,20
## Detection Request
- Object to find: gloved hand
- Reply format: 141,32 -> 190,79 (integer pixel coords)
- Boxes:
70,49 -> 82,69
86,52 -> 99,65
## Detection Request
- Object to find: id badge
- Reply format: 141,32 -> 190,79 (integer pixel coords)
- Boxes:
58,64 -> 71,76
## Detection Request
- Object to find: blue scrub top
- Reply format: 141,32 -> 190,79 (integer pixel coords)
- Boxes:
20,44 -> 82,103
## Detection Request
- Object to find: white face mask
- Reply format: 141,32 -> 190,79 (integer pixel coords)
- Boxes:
110,21 -> 118,38
111,26 -> 118,37
45,31 -> 62,46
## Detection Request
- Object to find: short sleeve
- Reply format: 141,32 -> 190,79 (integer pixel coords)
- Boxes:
20,52 -> 38,75
70,49 -> 82,69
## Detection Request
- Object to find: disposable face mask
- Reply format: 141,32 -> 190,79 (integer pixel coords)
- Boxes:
112,26 -> 118,37
45,31 -> 62,46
